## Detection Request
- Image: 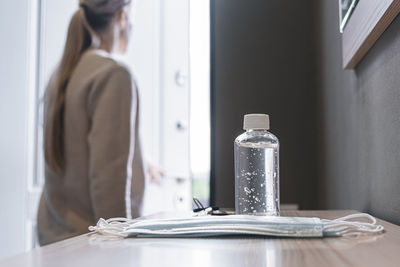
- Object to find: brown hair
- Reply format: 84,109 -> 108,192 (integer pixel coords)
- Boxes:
44,4 -> 125,173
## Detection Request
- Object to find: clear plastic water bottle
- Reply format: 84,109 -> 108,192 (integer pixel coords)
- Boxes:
234,114 -> 280,216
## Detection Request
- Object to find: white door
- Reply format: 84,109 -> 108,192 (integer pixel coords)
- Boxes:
153,0 -> 192,213
124,0 -> 192,214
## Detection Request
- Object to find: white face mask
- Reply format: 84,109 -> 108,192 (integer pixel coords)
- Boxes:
89,213 -> 383,238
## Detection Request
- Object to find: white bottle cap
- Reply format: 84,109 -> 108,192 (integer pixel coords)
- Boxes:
243,114 -> 270,130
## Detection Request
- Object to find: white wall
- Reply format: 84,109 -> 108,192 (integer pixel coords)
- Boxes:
0,0 -> 30,260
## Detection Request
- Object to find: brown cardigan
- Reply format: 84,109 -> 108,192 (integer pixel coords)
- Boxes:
37,49 -> 145,245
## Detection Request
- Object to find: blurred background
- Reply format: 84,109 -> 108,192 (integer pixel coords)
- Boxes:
1,0 -> 400,261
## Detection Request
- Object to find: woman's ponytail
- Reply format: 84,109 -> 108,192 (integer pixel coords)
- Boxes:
44,8 -> 92,173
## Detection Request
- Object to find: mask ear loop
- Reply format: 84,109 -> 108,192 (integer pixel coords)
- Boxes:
89,217 -> 139,237
322,213 -> 384,237
79,4 -> 101,49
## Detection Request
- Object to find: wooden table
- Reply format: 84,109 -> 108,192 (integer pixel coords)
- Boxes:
1,210 -> 400,267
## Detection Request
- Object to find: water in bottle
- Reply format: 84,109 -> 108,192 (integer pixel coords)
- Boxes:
234,114 -> 280,215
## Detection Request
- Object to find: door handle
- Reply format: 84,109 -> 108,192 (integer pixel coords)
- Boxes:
175,70 -> 187,87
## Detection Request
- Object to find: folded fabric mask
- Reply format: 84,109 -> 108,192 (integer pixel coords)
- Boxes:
88,213 -> 384,238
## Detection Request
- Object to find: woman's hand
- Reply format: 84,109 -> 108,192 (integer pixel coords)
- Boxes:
147,165 -> 165,185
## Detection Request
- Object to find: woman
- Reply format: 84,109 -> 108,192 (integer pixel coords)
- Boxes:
37,0 -> 145,245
